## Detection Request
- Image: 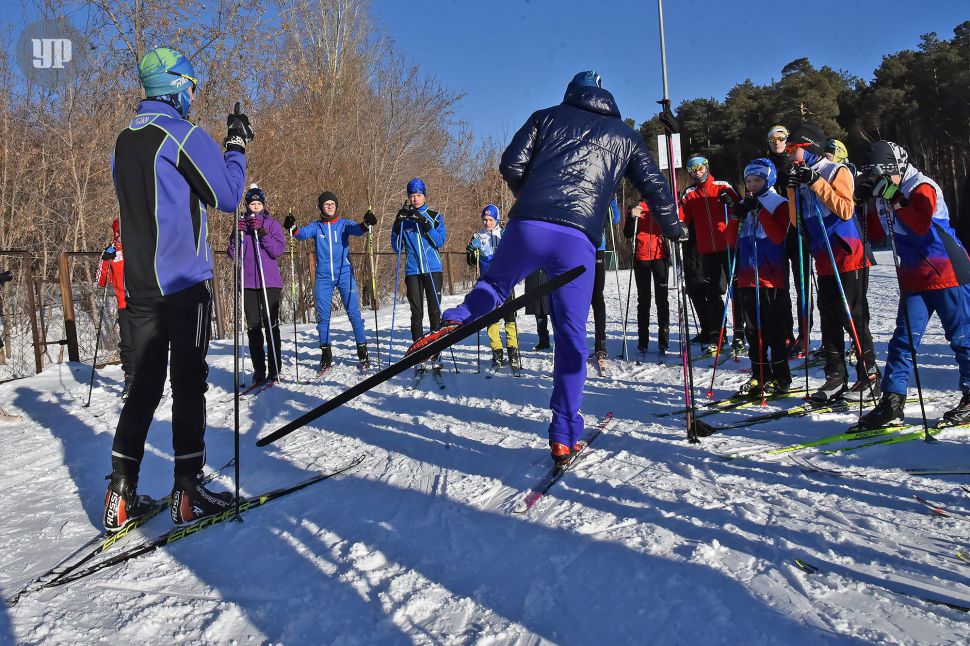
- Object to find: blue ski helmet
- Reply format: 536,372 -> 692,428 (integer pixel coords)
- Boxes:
139,47 -> 197,118
407,178 -> 427,196
743,158 -> 777,196
565,70 -> 603,99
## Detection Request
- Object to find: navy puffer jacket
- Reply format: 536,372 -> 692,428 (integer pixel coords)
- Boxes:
500,86 -> 678,247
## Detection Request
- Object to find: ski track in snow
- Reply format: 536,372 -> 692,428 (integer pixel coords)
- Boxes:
2,252 -> 970,644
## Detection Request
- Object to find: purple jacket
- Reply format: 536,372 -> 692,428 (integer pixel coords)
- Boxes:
227,212 -> 285,289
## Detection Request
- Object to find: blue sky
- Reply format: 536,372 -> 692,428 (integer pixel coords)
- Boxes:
372,0 -> 969,144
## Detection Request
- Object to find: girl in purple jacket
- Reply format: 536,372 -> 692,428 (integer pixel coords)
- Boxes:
228,185 -> 286,382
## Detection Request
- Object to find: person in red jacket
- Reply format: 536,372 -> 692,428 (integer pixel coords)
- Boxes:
679,154 -> 742,352
97,218 -> 135,400
624,200 -> 669,359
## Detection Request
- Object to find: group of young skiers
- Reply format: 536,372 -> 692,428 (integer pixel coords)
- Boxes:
98,44 -> 969,533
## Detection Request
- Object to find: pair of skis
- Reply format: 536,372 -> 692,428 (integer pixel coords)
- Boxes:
6,454 -> 365,604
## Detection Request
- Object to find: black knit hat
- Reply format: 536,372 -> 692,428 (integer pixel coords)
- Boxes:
245,185 -> 266,204
317,191 -> 339,212
787,123 -> 825,157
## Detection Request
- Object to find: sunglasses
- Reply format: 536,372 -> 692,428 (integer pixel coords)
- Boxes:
784,142 -> 812,154
768,136 -> 787,144
166,70 -> 198,91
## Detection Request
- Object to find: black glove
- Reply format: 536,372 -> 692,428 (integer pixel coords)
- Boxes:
718,190 -> 734,207
665,222 -> 689,242
101,245 -> 116,261
466,242 -> 477,254
417,217 -> 432,233
854,177 -> 874,206
283,214 -> 297,232
395,205 -> 411,222
0,270 -> 13,285
466,250 -> 477,267
254,227 -> 267,239
225,102 -> 254,153
787,164 -> 820,188
733,196 -> 759,219
362,210 -> 377,227
657,98 -> 679,133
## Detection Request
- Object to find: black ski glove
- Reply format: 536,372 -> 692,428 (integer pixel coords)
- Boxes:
417,217 -> 432,233
788,164 -> 820,188
283,214 -> 297,232
225,102 -> 254,153
854,177 -> 874,206
362,210 -> 377,228
254,227 -> 267,240
733,196 -> 759,219
102,245 -> 116,261
718,190 -> 734,207
0,270 -> 13,285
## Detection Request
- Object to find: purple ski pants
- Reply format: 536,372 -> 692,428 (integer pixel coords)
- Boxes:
443,219 -> 596,446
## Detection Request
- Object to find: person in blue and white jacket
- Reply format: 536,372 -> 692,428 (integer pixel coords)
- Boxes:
467,204 -> 520,369
392,178 -> 447,352
284,192 -> 377,371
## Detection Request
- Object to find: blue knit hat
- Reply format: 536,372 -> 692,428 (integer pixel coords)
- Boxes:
138,47 -> 196,117
482,204 -> 500,221
743,158 -> 777,196
407,178 -> 427,196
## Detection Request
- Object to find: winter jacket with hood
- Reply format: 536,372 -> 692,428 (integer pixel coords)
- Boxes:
226,211 -> 286,289
499,85 -> 678,247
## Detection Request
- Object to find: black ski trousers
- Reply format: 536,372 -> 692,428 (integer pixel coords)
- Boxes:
405,272 -> 443,341
697,250 -> 742,341
633,258 -> 669,349
112,281 -> 212,481
244,287 -> 282,377
737,286 -> 791,384
817,269 -> 876,380
117,307 -> 136,376
591,250 -> 607,353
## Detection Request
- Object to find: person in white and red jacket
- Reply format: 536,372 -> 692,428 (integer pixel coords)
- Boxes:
624,200 -> 670,357
679,154 -> 742,351
97,217 -> 135,399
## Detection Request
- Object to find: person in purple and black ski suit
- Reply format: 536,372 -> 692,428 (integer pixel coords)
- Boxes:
227,185 -> 286,383
409,70 -> 680,465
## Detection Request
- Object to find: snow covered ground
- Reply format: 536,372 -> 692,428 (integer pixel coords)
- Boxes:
2,250 -> 970,644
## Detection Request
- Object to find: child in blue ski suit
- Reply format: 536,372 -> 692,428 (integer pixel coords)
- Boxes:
283,192 -> 377,371
467,204 -> 520,369
392,178 -> 447,357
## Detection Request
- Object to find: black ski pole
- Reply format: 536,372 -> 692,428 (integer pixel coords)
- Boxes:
232,225 -> 242,520
366,211 -> 381,369
288,209 -> 300,383
84,267 -> 112,408
884,207 -> 932,441
620,211 -> 637,361
250,226 -> 279,381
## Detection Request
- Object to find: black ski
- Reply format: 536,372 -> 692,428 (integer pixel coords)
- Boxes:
258,265 -> 586,446
44,454 -> 366,589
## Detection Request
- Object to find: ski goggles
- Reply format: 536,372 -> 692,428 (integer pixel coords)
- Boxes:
784,142 -> 812,154
858,163 -> 897,178
166,69 -> 198,91
767,135 -> 787,144
686,157 -> 709,173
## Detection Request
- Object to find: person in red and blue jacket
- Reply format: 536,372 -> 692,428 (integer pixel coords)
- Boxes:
624,200 -> 670,355
679,156 -> 742,351
852,141 -> 970,430
786,123 -> 877,403
97,217 -> 135,398
733,159 -> 791,396
283,192 -> 376,371
227,186 -> 285,382
106,47 -> 250,532
391,178 -> 447,350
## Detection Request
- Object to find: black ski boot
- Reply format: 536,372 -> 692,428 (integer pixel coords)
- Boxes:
533,337 -> 551,351
508,346 -> 522,371
658,328 -> 669,353
942,391 -> 970,427
120,374 -> 135,402
491,348 -> 505,368
731,337 -> 747,358
356,343 -> 370,370
848,392 -> 905,433
845,370 -> 881,403
319,344 -> 333,374
171,472 -> 234,525
735,373 -> 766,399
811,351 -> 847,403
103,472 -> 155,532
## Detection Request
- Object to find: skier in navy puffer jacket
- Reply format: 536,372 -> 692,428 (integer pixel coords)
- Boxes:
413,71 -> 681,466
284,192 -> 376,371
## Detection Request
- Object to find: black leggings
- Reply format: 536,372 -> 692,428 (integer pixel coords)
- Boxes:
591,250 -> 607,352
113,281 -> 212,480
405,272 -> 443,340
243,287 -> 281,376
633,259 -> 669,347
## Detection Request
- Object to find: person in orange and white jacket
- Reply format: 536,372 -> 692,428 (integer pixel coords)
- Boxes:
679,154 -> 742,352
97,217 -> 136,399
